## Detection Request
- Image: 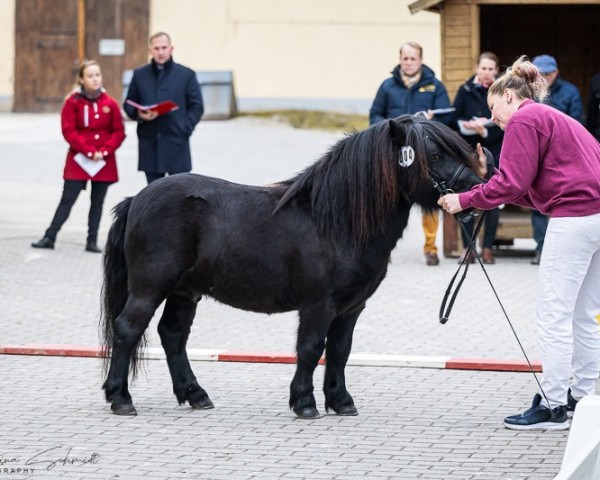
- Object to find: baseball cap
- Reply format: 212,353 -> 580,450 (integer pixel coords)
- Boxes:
532,55 -> 558,74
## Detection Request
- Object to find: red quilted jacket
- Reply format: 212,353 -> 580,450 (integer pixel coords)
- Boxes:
61,91 -> 126,182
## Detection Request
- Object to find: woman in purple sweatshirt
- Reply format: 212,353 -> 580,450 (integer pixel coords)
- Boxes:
439,56 -> 600,431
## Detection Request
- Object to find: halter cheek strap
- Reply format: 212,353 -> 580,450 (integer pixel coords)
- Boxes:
429,163 -> 466,194
429,164 -> 475,224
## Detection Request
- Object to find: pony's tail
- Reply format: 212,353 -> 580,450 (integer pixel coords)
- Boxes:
100,197 -> 145,379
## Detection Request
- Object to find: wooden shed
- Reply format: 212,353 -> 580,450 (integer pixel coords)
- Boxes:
409,0 -> 600,105
409,0 -> 600,257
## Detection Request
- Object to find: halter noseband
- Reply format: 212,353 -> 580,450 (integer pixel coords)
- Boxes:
429,162 -> 475,225
429,163 -> 467,197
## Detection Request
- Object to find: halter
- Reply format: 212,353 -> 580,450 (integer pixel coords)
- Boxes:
429,163 -> 475,224
429,163 -> 466,197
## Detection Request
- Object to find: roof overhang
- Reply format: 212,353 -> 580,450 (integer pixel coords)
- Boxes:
408,0 -> 444,14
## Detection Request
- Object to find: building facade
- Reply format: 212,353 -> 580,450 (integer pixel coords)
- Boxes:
0,0 -> 442,113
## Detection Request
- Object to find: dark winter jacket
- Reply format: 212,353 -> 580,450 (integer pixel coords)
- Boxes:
451,75 -> 503,163
123,58 -> 204,174
546,77 -> 583,123
586,71 -> 600,141
369,64 -> 452,126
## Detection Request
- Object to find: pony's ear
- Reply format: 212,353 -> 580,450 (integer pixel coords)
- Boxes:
388,117 -> 407,144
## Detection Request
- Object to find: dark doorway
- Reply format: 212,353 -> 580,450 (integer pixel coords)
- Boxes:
14,0 -> 149,112
480,4 -> 600,113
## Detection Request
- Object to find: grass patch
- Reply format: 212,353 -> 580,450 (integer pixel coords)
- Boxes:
238,109 -> 369,132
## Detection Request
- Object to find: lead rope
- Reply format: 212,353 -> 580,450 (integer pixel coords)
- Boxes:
441,213 -> 556,418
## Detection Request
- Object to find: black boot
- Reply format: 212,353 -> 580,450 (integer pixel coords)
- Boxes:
31,237 -> 55,249
85,242 -> 102,253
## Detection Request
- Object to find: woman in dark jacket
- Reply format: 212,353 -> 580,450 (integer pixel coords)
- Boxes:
32,60 -> 126,252
451,52 -> 504,264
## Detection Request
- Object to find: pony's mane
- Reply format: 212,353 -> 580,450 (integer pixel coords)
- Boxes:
276,115 -> 475,246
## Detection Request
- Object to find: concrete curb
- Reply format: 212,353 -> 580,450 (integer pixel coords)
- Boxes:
0,344 -> 542,372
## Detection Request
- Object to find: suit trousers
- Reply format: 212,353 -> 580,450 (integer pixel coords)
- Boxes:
537,212 -> 600,408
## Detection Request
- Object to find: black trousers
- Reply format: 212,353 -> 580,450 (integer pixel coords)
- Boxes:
460,207 -> 500,250
145,172 -> 166,184
44,180 -> 110,243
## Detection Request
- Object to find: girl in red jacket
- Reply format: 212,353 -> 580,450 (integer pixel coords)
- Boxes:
32,60 -> 125,252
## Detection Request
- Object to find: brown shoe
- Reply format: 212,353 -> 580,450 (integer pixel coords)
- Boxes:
425,252 -> 439,266
482,248 -> 495,264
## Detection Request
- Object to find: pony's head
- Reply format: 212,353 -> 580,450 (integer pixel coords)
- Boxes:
387,114 -> 484,211
277,114 -> 483,247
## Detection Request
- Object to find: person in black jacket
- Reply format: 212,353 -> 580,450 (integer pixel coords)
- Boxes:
586,70 -> 600,142
124,32 -> 204,184
451,52 -> 503,264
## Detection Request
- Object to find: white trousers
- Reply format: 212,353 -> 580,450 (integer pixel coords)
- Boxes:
537,212 -> 600,408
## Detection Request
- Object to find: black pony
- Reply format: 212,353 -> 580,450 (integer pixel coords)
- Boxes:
100,114 -> 483,418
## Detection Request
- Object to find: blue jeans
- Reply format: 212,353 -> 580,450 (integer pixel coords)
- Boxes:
531,210 -> 549,254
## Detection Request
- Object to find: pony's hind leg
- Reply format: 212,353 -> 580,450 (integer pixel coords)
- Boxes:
323,309 -> 362,416
158,294 -> 213,410
290,301 -> 334,419
103,296 -> 157,416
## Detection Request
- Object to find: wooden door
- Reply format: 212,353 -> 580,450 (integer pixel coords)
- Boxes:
14,0 -> 80,112
84,0 -> 150,104
14,0 -> 149,112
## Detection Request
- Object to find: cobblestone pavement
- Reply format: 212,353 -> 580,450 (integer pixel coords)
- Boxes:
0,113 -> 580,479
0,356 -> 570,480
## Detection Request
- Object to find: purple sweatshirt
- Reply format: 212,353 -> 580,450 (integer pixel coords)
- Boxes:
459,99 -> 600,217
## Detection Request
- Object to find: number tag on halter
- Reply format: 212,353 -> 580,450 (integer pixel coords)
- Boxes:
399,146 -> 415,168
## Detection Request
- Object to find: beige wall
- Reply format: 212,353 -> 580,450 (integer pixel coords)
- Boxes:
0,0 -> 442,112
0,0 -> 15,109
150,0 -> 441,112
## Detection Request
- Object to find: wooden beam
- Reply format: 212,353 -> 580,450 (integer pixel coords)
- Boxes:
409,0 -> 444,15
77,0 -> 85,61
411,0 -> 600,15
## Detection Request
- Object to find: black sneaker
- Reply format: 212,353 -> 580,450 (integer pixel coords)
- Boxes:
504,393 -> 570,430
567,389 -> 578,419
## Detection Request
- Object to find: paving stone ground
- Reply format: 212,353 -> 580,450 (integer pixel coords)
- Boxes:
0,113 -> 585,479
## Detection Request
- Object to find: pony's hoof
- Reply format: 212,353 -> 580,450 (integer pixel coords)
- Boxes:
294,407 -> 321,419
333,405 -> 358,416
111,403 -> 137,416
190,398 -> 214,410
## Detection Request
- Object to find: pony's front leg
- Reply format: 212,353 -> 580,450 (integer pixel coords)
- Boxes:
158,294 -> 213,410
103,296 -> 156,416
290,301 -> 334,419
324,309 -> 362,416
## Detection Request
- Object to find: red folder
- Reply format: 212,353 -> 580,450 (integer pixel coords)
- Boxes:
126,99 -> 179,115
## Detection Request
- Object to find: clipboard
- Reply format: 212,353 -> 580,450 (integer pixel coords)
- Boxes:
429,107 -> 456,115
126,99 -> 179,115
